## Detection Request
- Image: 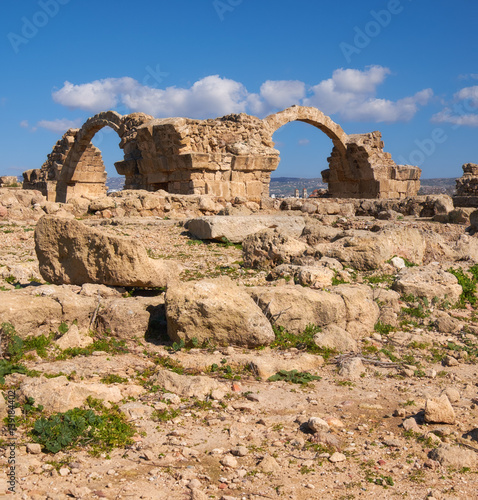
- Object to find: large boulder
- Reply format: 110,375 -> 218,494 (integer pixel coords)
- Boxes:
19,376 -> 126,413
186,215 -> 306,243
34,215 -> 180,287
314,324 -> 357,352
322,226 -> 425,270
249,283 -> 378,337
96,296 -> 166,340
0,290 -> 63,336
429,444 -> 477,469
248,285 -> 347,334
242,228 -> 309,268
332,285 -> 380,338
392,264 -> 462,303
165,277 -> 274,347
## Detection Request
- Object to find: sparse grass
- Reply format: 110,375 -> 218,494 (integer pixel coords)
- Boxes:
30,397 -> 135,455
268,369 -> 321,385
56,335 -> 128,360
447,265 -> 478,306
374,321 -> 396,335
270,324 -> 337,360
186,239 -> 204,246
152,408 -> 181,422
210,359 -> 243,380
363,274 -> 394,286
100,374 -> 128,384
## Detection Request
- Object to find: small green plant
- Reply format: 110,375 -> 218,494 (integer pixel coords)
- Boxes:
270,324 -> 337,359
31,397 -> 135,454
447,267 -> 477,306
332,270 -> 348,285
364,274 -> 394,285
217,237 -> 242,250
23,333 -> 54,358
366,473 -> 394,487
100,374 -> 128,384
210,361 -> 241,380
58,322 -> 69,335
0,359 -> 28,384
56,335 -> 128,360
374,321 -> 396,335
187,239 -> 204,246
402,304 -> 429,319
152,408 -> 181,422
337,380 -> 355,387
268,369 -> 321,385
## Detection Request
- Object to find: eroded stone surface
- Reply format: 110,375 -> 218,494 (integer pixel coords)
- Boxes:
35,215 -> 180,287
23,106 -> 420,203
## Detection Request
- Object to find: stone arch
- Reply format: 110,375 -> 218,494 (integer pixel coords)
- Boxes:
263,106 -> 349,155
262,106 -> 356,196
55,111 -> 125,202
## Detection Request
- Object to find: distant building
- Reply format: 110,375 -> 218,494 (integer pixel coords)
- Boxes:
294,188 -> 299,198
302,188 -> 307,199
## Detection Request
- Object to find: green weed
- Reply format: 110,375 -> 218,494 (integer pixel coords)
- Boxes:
268,369 -> 321,385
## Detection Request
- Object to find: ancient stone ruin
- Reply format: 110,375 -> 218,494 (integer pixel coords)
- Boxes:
454,163 -> 478,207
23,106 -> 421,202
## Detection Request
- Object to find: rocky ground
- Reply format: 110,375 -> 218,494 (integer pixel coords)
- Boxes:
0,188 -> 478,499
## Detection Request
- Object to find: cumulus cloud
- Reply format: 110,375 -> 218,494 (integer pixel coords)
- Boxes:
304,66 -> 432,122
36,118 -> 83,133
49,66 -> 431,123
431,109 -> 478,127
431,85 -> 478,128
454,86 -> 478,106
52,77 -> 138,112
52,75 -> 249,118
19,120 -> 29,128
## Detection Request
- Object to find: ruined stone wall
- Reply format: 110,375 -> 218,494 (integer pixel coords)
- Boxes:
453,163 -> 478,207
325,132 -> 420,199
25,106 -> 421,203
132,114 -> 279,201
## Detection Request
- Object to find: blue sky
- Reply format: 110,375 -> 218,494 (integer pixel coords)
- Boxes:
1,0 -> 477,180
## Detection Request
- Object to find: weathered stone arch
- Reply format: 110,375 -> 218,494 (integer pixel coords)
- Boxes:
55,112 -> 125,202
27,106 -> 420,203
263,105 -> 349,155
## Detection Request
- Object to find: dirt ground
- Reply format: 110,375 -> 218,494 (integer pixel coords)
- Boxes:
0,214 -> 477,500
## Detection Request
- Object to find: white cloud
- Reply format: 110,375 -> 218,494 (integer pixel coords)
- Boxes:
20,120 -> 29,128
50,67 -> 431,124
304,66 -> 432,122
36,118 -> 83,134
52,77 -> 138,112
431,108 -> 478,127
331,66 -> 390,94
298,138 -> 310,146
259,80 -> 306,109
454,86 -> 478,106
430,85 -> 478,128
124,75 -> 249,118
